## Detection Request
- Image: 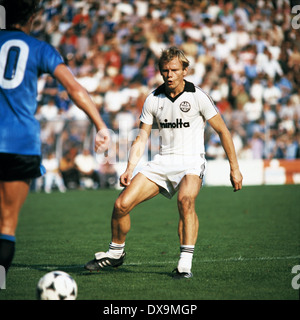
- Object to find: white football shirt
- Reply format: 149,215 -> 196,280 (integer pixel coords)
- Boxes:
140,81 -> 218,156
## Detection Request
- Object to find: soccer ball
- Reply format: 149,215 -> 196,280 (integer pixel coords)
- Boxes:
36,271 -> 78,300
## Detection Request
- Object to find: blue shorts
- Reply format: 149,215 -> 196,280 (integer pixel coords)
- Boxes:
0,153 -> 45,181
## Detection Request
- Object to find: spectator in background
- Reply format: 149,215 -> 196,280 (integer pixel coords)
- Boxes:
74,148 -> 100,189
103,82 -> 127,126
77,27 -> 90,58
263,102 -> 277,129
37,97 -> 60,121
263,78 -> 282,106
276,71 -> 294,104
206,135 -> 226,160
72,6 -> 89,27
121,58 -> 140,82
250,132 -> 264,159
244,58 -> 258,85
258,49 -> 283,80
42,152 -> 66,194
230,83 -> 249,110
39,75 -> 59,105
61,0 -> 76,23
288,43 -> 300,72
98,160 -> 118,189
243,95 -> 263,136
250,78 -> 264,104
59,149 -> 80,190
113,102 -> 138,139
285,135 -> 299,160
36,97 -> 65,141
58,27 -> 77,61
279,97 -> 298,123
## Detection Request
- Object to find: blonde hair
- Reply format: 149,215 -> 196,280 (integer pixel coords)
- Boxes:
158,47 -> 190,72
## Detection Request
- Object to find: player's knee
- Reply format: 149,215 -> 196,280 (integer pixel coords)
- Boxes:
114,197 -> 131,216
177,195 -> 195,214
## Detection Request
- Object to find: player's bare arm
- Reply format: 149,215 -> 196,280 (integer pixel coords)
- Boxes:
120,122 -> 152,187
208,113 -> 243,192
53,64 -> 110,153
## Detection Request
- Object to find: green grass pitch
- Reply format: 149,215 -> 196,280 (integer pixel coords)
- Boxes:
0,185 -> 299,300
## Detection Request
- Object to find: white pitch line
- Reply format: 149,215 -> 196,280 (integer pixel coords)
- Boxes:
11,255 -> 300,271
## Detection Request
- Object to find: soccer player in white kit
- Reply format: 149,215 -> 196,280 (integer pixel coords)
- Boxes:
85,47 -> 243,279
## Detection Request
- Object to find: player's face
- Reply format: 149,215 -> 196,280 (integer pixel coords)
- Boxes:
160,57 -> 187,96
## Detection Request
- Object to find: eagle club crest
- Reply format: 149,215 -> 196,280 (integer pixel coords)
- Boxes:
179,101 -> 191,112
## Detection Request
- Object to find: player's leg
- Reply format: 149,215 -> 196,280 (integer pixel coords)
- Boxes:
177,175 -> 202,245
111,172 -> 160,244
174,174 -> 202,278
0,180 -> 30,271
84,173 -> 160,271
44,173 -> 53,193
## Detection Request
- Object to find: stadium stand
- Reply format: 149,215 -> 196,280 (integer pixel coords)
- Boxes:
30,0 -> 299,189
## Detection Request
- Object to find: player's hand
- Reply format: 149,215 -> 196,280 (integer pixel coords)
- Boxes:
95,128 -> 110,154
120,170 -> 133,187
230,168 -> 243,192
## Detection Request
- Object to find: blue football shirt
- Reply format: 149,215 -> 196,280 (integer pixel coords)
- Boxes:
0,30 -> 64,155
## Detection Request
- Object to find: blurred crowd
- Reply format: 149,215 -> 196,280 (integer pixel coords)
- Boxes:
30,0 -> 300,190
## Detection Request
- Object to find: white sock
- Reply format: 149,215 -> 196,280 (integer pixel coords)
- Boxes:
177,245 -> 194,273
107,242 -> 125,259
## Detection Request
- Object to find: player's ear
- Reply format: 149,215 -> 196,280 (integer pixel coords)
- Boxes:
28,14 -> 37,31
183,67 -> 188,76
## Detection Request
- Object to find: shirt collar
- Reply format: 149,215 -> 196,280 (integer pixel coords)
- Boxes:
154,80 -> 196,97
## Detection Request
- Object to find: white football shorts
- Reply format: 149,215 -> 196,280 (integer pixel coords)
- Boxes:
139,154 -> 206,199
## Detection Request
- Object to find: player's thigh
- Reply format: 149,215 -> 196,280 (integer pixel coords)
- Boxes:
177,174 -> 202,206
115,173 -> 160,213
